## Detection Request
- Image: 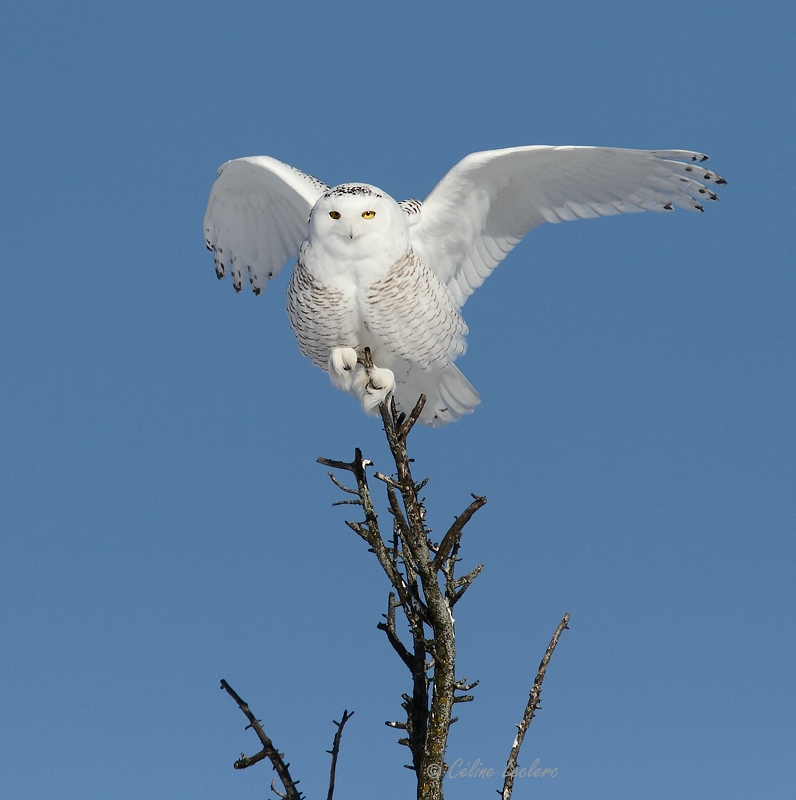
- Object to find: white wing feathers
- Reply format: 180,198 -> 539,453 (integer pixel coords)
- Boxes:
203,146 -> 725,425
204,156 -> 328,294
411,146 -> 727,307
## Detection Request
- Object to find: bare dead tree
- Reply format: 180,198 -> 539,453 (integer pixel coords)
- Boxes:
318,394 -> 486,800
221,389 -> 569,800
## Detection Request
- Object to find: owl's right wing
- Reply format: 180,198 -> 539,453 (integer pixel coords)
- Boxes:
409,146 -> 726,308
204,156 -> 329,295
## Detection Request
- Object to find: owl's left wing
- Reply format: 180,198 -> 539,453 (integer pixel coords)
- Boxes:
204,156 -> 328,294
409,146 -> 726,307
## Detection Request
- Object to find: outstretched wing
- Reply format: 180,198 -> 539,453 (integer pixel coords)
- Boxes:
204,156 -> 328,294
409,146 -> 727,307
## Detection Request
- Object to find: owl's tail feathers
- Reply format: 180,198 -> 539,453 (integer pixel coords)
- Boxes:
395,363 -> 480,427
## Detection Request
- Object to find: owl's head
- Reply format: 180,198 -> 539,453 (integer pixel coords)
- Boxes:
307,184 -> 409,261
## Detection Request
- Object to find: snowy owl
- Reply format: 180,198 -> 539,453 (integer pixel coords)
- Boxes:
204,146 -> 725,426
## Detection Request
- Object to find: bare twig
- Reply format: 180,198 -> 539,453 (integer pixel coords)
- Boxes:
271,778 -> 287,798
374,471 -> 402,489
500,613 -> 571,800
398,394 -> 427,439
377,593 -> 415,670
220,679 -> 303,800
326,471 -> 359,495
431,495 -> 487,572
447,564 -> 484,606
317,456 -> 366,474
319,449 -> 414,612
326,710 -> 355,800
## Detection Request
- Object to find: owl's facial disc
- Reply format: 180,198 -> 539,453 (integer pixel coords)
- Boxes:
308,183 -> 409,259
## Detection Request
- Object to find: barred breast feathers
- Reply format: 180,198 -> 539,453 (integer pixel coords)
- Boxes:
287,257 -> 356,368
365,249 -> 467,369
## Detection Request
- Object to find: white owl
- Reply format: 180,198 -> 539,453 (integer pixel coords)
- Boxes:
204,147 -> 725,426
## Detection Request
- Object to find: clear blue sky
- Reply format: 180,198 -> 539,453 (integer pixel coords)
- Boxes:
2,3 -> 794,799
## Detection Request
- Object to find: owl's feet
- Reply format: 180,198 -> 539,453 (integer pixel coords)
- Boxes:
328,346 -> 360,392
355,365 -> 396,414
349,348 -> 394,414
328,346 -> 395,414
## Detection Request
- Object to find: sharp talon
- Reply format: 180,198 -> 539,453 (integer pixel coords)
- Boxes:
358,347 -> 375,371
352,356 -> 396,415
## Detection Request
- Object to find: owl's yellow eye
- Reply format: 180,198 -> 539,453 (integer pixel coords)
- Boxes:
362,210 -> 376,219
329,211 -> 341,219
